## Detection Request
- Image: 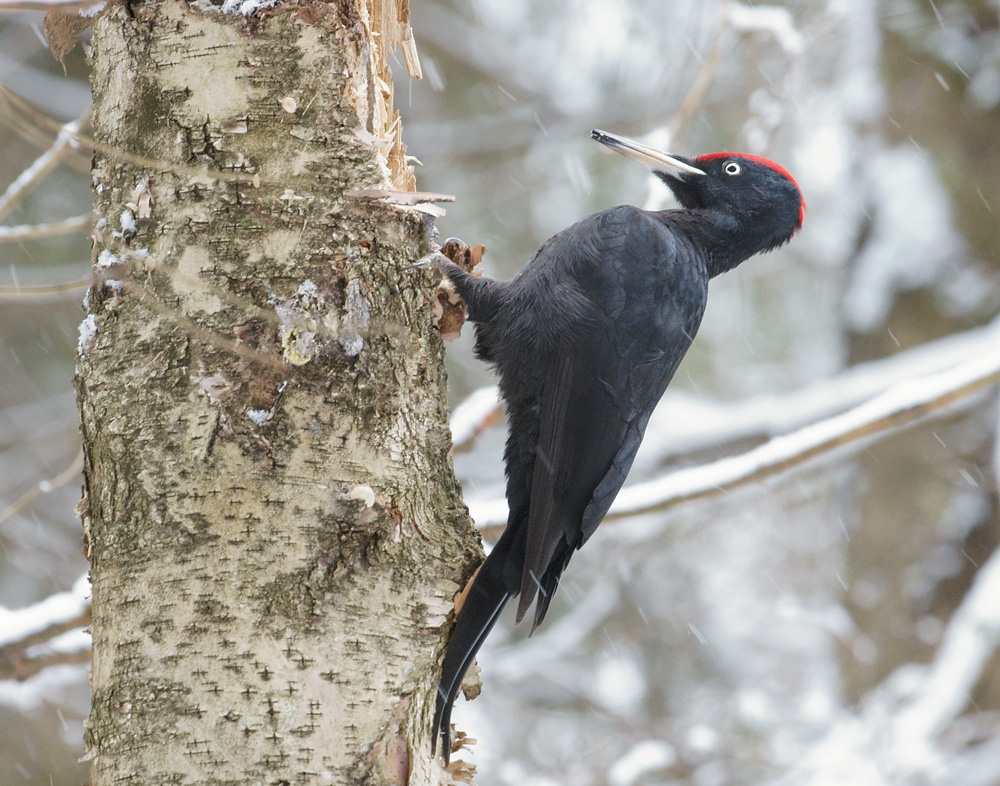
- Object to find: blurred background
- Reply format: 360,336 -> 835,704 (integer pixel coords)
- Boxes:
1,0 -> 999,784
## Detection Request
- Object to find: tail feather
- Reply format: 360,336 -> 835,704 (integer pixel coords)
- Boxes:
530,540 -> 573,634
433,557 -> 511,763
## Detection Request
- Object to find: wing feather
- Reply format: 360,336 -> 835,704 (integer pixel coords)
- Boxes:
513,209 -> 708,623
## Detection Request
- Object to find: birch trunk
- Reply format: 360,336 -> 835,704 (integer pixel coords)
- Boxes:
77,2 -> 479,783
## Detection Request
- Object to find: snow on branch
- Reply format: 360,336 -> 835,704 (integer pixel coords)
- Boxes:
450,385 -> 502,452
469,338 -> 1000,532
0,214 -> 90,242
452,318 -> 1000,467
0,573 -> 91,683
894,544 -> 1000,743
0,115 -> 83,222
727,1 -> 805,55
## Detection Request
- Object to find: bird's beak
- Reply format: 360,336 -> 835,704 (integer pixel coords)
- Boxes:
591,129 -> 706,177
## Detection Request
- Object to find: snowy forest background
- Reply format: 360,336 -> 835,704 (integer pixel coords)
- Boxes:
1,0 -> 999,784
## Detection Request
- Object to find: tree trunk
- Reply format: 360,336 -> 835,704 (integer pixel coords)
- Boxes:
77,2 -> 479,783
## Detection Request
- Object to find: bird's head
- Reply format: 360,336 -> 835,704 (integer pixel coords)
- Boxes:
592,129 -> 805,258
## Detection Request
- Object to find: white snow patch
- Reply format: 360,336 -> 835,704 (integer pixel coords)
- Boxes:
843,146 -> 966,332
119,209 -> 136,234
96,249 -> 120,270
348,484 -> 376,508
78,2 -> 105,17
608,739 -> 677,786
593,656 -> 646,714
77,314 -> 98,357
220,0 -> 281,15
0,573 -> 90,649
0,664 -> 88,710
686,723 -> 719,753
728,3 -> 805,55
247,409 -> 269,426
27,627 -> 91,658
450,385 -> 501,446
298,279 -> 318,297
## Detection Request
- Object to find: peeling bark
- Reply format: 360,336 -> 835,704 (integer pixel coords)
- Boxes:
78,2 -> 479,783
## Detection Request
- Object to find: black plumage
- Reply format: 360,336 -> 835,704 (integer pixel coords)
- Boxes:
430,130 -> 805,761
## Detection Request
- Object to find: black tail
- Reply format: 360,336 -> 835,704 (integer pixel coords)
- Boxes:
433,553 -> 511,763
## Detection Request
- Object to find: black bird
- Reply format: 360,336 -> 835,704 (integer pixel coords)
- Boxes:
430,129 -> 804,761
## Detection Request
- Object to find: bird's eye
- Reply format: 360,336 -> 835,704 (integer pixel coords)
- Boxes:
723,161 -> 742,176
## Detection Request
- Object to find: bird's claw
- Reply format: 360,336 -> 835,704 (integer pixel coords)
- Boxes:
399,252 -> 451,275
401,238 -> 486,277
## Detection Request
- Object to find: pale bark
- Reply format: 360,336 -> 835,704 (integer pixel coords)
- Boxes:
78,2 -> 478,784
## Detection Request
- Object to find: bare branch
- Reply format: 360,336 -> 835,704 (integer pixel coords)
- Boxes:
0,214 -> 90,242
0,450 -> 83,528
0,275 -> 91,300
0,0 -> 102,8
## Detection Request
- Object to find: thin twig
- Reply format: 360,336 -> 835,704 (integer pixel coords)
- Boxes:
0,214 -> 91,242
0,87 -> 262,186
668,0 -> 730,145
0,110 -> 87,222
0,0 -> 101,7
1,87 -> 271,188
0,276 -> 91,300
0,86 -> 430,199
0,450 -> 83,528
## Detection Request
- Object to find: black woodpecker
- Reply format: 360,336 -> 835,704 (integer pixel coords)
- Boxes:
429,129 -> 805,761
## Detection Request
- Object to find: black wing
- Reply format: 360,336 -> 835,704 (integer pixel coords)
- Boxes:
513,207 -> 708,624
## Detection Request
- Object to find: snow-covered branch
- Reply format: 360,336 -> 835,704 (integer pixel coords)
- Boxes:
0,115 -> 83,222
0,574 -> 91,683
469,338 -> 1000,532
451,385 -> 502,452
451,317 -> 1000,464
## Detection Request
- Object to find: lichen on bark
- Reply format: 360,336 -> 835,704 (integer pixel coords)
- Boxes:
78,2 -> 479,784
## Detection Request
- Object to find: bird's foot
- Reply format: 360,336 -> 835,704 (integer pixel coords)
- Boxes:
400,238 -> 484,275
404,238 -> 487,342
